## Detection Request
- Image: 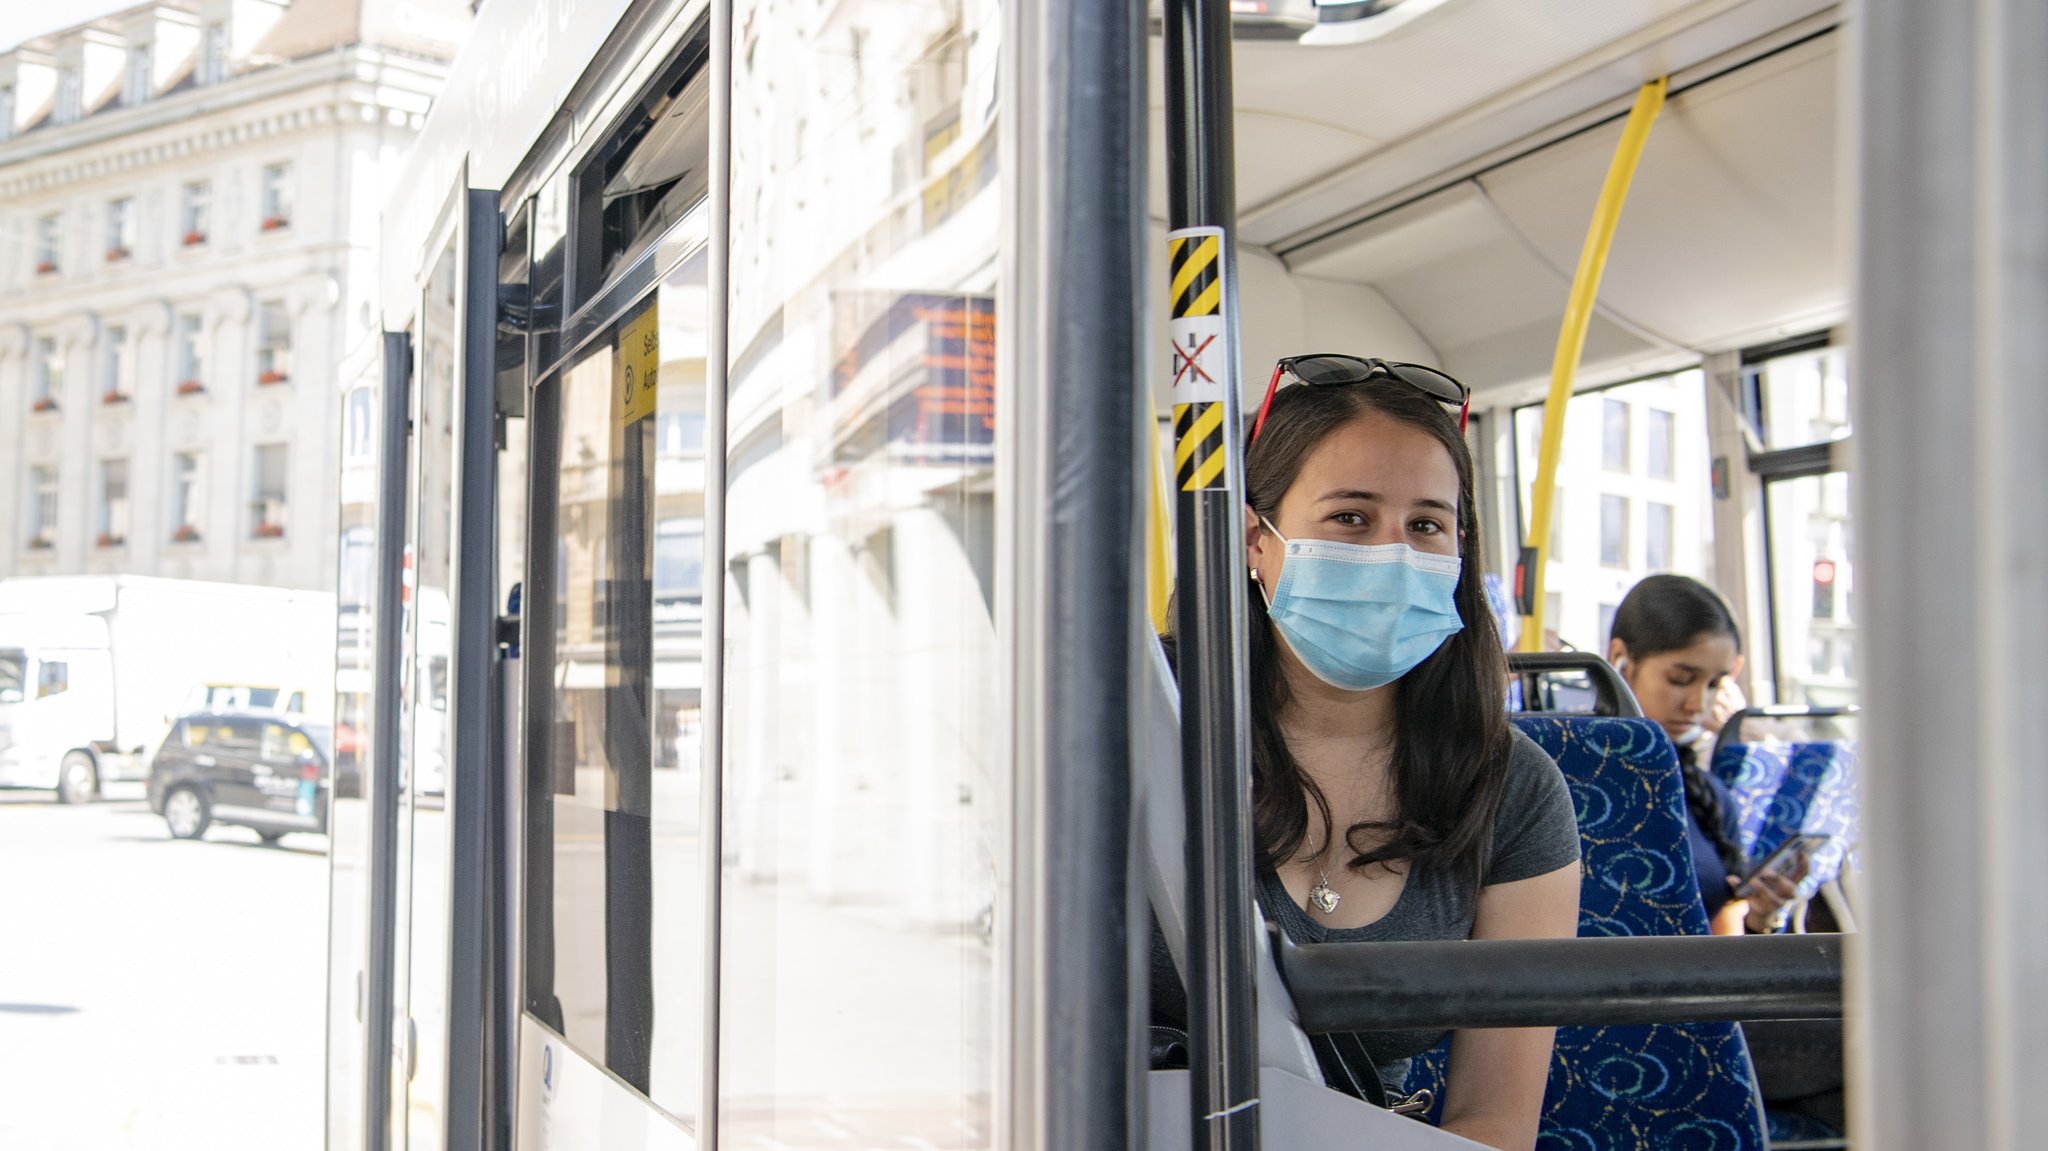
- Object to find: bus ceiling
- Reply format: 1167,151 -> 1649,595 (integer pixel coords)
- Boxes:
1148,0 -> 1843,397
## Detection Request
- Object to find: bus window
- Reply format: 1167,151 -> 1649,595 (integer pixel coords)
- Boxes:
1751,343 -> 1856,707
1514,369 -> 1717,651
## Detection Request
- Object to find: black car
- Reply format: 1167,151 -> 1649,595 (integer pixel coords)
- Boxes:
146,711 -> 334,843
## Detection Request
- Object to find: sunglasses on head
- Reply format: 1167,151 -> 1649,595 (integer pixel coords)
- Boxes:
1249,354 -> 1472,445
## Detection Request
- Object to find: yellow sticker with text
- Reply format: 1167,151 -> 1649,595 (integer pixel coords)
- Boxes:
617,306 -> 659,425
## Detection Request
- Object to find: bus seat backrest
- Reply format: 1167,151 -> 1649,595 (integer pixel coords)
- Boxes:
1711,740 -> 1793,857
1713,739 -> 1861,896
1405,716 -> 1768,1150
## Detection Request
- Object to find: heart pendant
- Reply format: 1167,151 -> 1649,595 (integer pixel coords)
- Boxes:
1309,880 -> 1341,915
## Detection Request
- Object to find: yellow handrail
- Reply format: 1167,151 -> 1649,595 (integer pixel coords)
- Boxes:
1148,411 -> 1174,633
1519,77 -> 1668,651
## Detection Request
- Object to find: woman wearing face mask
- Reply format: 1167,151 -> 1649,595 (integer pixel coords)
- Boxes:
1605,574 -> 1797,936
1156,356 -> 1581,1151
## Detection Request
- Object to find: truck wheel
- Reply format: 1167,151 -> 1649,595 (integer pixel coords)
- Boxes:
164,786 -> 211,840
55,753 -> 99,805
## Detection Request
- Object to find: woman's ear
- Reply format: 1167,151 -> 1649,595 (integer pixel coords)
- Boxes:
1244,504 -> 1263,565
1606,637 -> 1630,671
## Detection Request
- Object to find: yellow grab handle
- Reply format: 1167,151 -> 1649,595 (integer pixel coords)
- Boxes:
1520,78 -> 1667,651
1148,411 -> 1175,634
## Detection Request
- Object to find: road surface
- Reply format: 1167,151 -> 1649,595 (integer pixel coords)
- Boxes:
0,783 -> 326,1151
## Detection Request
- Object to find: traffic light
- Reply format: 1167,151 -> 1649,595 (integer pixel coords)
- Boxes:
1813,557 -> 1836,619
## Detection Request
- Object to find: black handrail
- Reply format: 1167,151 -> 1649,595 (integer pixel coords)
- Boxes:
1716,704 -> 1861,747
1507,651 -> 1642,718
1279,933 -> 1842,1033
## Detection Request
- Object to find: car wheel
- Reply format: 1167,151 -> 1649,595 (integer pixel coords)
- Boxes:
163,786 -> 211,840
55,752 -> 98,805
258,830 -> 285,845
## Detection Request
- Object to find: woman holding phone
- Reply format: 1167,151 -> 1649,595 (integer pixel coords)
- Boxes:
1607,575 -> 1845,1135
1605,574 -> 1800,935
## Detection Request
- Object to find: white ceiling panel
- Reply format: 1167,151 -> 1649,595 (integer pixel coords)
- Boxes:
1273,33 -> 1842,392
1479,36 -> 1840,349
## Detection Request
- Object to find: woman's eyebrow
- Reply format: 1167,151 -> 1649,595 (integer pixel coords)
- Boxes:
1315,489 -> 1457,513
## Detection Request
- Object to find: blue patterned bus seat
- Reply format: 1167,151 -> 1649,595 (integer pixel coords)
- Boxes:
1713,739 -> 1860,898
1405,715 -> 1768,1150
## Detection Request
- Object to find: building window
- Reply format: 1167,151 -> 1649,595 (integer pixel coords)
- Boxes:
34,214 -> 59,275
106,199 -> 137,261
250,444 -> 287,538
55,67 -> 80,124
260,163 -> 293,231
339,526 -> 375,607
344,387 -> 374,460
1598,602 -> 1620,646
657,410 -> 706,458
27,465 -> 58,549
1602,398 -> 1631,473
31,337 -> 63,412
256,302 -> 291,383
1646,501 -> 1675,571
101,327 -> 130,404
654,518 -> 706,603
201,22 -> 229,85
0,85 -> 15,142
97,460 -> 129,547
1600,493 -> 1629,567
171,452 -> 205,542
175,314 -> 205,393
124,42 -> 153,106
1647,408 -> 1676,480
181,182 -> 210,246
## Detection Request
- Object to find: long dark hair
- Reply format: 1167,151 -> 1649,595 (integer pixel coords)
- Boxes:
1609,574 -> 1747,878
1239,380 -> 1512,887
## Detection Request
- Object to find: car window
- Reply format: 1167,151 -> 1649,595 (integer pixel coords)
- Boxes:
37,660 -> 67,698
262,723 -> 316,760
218,718 -> 262,749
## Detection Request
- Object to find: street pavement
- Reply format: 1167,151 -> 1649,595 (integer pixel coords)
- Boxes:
0,783 -> 326,1151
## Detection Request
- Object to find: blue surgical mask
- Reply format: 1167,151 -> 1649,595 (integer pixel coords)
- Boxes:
1257,517 -> 1465,691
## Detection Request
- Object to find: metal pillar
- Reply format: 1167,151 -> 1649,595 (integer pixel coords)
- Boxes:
1163,0 -> 1259,1146
1853,0 -> 2048,1147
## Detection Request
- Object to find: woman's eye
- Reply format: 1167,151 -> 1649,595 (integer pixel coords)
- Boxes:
1409,519 -> 1444,535
1331,511 -> 1365,527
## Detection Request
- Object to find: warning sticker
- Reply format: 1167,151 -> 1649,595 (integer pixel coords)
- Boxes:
617,305 -> 659,426
1171,313 -> 1226,405
1168,226 -> 1230,489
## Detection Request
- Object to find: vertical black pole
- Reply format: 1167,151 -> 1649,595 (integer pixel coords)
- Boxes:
362,331 -> 412,1151
1164,0 -> 1259,1147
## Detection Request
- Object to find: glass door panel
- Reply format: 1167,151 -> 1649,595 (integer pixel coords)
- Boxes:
718,1 -> 1003,1144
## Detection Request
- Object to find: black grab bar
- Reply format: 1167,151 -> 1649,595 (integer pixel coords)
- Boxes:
1507,651 -> 1642,718
1716,704 -> 1861,747
1279,933 -> 1843,1033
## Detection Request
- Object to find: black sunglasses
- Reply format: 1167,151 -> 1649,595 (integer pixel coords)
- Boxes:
1249,354 -> 1472,444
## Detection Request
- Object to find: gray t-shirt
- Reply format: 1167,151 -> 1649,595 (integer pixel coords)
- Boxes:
1258,726 -> 1580,1097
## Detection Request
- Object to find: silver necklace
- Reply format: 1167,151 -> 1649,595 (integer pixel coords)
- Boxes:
1306,835 -> 1341,914
1309,870 -> 1341,914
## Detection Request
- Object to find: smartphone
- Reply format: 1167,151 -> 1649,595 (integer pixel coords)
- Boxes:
1733,833 -> 1830,898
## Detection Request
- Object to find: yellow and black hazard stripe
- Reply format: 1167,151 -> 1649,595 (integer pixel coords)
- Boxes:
1174,401 -> 1227,491
1169,233 -> 1222,319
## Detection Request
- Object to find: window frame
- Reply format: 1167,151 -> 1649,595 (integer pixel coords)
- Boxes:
260,162 -> 294,231
250,443 -> 289,539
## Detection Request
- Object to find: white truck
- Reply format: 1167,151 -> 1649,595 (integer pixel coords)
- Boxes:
0,576 -> 335,803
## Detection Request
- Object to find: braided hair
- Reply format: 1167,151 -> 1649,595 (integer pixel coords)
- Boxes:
1609,575 -> 1748,879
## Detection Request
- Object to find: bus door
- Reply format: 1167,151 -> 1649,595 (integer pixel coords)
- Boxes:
360,178 -> 504,1151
